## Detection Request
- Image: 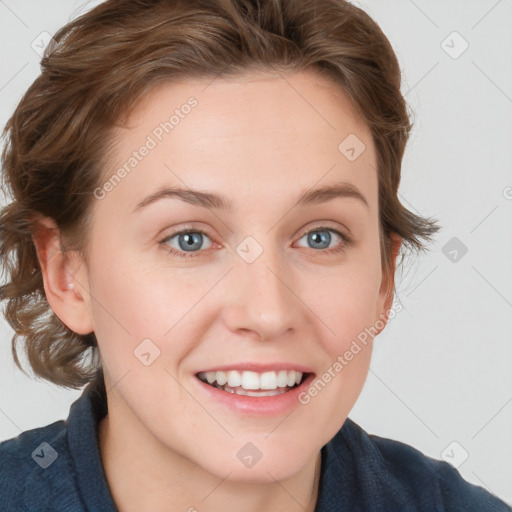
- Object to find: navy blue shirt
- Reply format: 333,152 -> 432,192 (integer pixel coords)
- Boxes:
1,377 -> 510,511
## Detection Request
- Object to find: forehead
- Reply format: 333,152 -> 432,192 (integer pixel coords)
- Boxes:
120,69 -> 369,146
101,70 -> 377,214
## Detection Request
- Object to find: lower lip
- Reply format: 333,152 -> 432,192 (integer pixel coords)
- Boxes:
193,373 -> 316,416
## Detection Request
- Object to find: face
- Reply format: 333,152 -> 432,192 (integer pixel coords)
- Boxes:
71,70 -> 394,483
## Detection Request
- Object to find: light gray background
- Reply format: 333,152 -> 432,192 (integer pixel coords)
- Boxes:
0,0 -> 511,505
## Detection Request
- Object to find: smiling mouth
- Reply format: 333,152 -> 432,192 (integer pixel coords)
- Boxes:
196,372 -> 311,397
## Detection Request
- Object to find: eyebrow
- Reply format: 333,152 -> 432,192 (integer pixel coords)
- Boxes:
132,180 -> 369,213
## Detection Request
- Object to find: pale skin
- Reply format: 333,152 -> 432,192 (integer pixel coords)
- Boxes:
33,69 -> 401,512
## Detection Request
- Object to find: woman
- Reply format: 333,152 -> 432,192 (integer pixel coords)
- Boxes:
0,0 -> 509,510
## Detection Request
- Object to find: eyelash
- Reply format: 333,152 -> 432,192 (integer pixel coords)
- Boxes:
159,225 -> 353,259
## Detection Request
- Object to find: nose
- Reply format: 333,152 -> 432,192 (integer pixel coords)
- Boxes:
220,241 -> 302,341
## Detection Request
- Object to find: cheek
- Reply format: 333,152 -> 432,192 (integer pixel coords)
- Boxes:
303,259 -> 381,423
87,247 -> 215,367
89,243 -> 191,327
302,254 -> 383,350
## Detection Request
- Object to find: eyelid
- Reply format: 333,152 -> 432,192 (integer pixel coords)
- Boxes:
160,221 -> 349,244
159,221 -> 353,258
295,221 -> 351,242
160,225 -> 214,247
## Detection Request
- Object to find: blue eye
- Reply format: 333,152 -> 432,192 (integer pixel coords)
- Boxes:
296,228 -> 346,251
161,229 -> 212,258
160,225 -> 351,259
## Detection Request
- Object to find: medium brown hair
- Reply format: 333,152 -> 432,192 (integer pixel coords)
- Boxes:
0,0 -> 439,389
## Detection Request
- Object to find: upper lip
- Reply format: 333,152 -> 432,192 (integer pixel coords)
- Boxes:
196,362 -> 314,374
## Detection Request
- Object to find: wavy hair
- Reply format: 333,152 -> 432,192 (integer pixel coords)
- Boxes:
0,0 -> 440,389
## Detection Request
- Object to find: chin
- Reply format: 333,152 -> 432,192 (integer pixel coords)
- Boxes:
195,444 -> 313,484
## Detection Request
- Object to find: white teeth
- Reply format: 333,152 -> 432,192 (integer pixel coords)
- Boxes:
216,371 -> 227,385
227,370 -> 241,387
241,371 -> 260,390
197,369 -> 305,391
225,386 -> 289,397
260,371 -> 277,389
276,370 -> 289,387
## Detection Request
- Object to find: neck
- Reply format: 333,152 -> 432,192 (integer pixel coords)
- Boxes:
98,406 -> 321,512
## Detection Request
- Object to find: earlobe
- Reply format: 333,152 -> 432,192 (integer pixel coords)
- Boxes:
32,216 -> 94,335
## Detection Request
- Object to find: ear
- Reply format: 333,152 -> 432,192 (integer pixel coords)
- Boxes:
32,216 -> 94,335
375,232 -> 402,335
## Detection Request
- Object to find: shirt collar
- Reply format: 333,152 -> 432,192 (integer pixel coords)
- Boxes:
67,372 -> 118,511
65,372 -> 367,512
